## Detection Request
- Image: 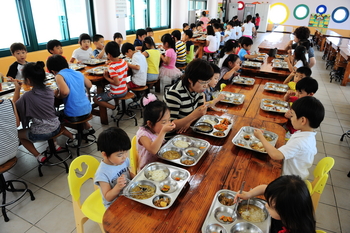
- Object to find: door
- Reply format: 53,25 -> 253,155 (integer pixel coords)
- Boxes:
255,3 -> 270,32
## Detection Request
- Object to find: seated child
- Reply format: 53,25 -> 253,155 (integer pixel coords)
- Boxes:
113,32 -> 123,54
213,23 -> 222,51
171,30 -> 186,67
46,39 -> 63,56
283,66 -> 312,91
237,37 -> 258,61
94,127 -> 135,208
70,33 -> 93,63
145,27 -> 154,42
92,34 -> 107,59
183,30 -> 194,64
141,37 -> 161,82
7,43 -> 28,81
121,43 -> 148,89
181,23 -> 190,39
224,21 -> 234,42
190,23 -> 196,31
218,39 -> 238,68
136,94 -> 176,172
134,29 -> 147,51
93,42 -> 128,119
254,96 -> 325,179
203,64 -> 225,107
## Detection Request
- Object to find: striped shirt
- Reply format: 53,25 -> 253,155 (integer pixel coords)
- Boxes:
175,41 -> 186,64
109,60 -> 128,95
0,99 -> 18,164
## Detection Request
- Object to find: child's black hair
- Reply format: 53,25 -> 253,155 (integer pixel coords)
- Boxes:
92,34 -> 104,42
237,36 -> 245,45
222,54 -> 240,68
145,27 -> 153,33
171,30 -> 182,40
79,33 -> 91,44
265,175 -> 315,233
46,55 -> 69,73
246,15 -> 252,22
210,63 -> 220,73
298,39 -> 310,50
97,127 -> 131,157
206,26 -> 215,36
22,61 -> 46,88
142,36 -> 156,52
296,66 -> 312,77
241,36 -> 253,48
295,77 -> 318,94
190,23 -> 196,30
294,45 -> 309,67
291,96 -> 324,128
113,32 -> 123,40
142,99 -> 169,129
213,23 -> 220,30
121,42 -> 135,55
227,21 -> 234,27
136,29 -> 147,39
10,42 -> 27,54
46,40 -> 62,54
105,41 -> 121,58
202,11 -> 206,17
219,39 -> 238,58
161,33 -> 175,50
184,30 -> 193,39
183,23 -> 189,29
182,59 -> 213,87
197,21 -> 204,26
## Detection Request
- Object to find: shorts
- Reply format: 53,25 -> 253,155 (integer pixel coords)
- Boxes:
204,47 -> 216,53
127,81 -> 140,89
27,126 -> 61,143
147,73 -> 159,82
243,35 -> 253,39
95,91 -> 127,102
57,110 -> 90,123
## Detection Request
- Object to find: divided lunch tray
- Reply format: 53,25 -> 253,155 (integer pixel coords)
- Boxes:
251,56 -> 265,62
81,58 -> 107,65
232,126 -> 278,153
157,135 -> 210,167
212,91 -> 245,105
264,82 -> 288,93
85,66 -> 107,75
260,99 -> 289,113
122,162 -> 190,209
272,62 -> 289,69
201,190 -> 271,233
242,61 -> 262,68
193,115 -> 233,138
232,76 -> 255,85
69,63 -> 87,71
275,54 -> 288,59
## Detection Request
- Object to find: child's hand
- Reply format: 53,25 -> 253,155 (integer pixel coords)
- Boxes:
13,79 -> 22,89
253,54 -> 258,58
284,57 -> 289,62
284,109 -> 292,119
236,191 -> 253,201
217,94 -> 226,101
103,70 -> 110,79
116,174 -> 127,190
253,129 -> 264,140
161,121 -> 176,133
194,105 -> 207,118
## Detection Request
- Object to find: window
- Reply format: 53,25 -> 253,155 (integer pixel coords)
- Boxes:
294,4 -> 309,20
0,0 -> 94,57
126,0 -> 171,35
268,3 -> 290,25
332,7 -> 349,23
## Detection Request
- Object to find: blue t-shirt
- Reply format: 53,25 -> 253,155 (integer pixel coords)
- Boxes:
134,38 -> 143,47
58,68 -> 92,117
94,158 -> 131,208
238,49 -> 248,61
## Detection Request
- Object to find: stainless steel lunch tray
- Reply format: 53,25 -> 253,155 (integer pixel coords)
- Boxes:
212,92 -> 245,105
275,54 -> 288,59
69,63 -> 87,71
85,66 -> 107,75
264,82 -> 288,93
257,52 -> 267,57
194,115 -> 233,138
201,189 -> 271,233
242,61 -> 262,68
232,76 -> 255,85
260,99 -> 289,113
122,162 -> 190,209
232,126 -> 278,154
272,62 -> 289,69
252,56 -> 265,62
81,59 -> 107,65
158,135 -> 210,167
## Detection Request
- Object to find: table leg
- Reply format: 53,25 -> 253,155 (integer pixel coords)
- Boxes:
320,37 -> 326,51
341,62 -> 350,86
197,46 -> 204,59
92,82 -> 109,125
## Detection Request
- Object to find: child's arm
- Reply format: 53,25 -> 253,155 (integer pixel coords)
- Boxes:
55,74 -> 70,98
283,90 -> 295,102
222,64 -> 241,80
237,185 -> 267,200
95,47 -> 106,59
12,80 -> 21,103
99,175 -> 127,202
161,54 -> 170,65
103,70 -> 120,86
284,109 -> 292,119
139,123 -> 176,155
135,46 -> 142,51
128,62 -> 140,70
253,129 -> 285,160
284,57 -> 294,73
244,53 -> 258,59
142,51 -> 149,58
283,71 -> 295,84
204,92 -> 225,107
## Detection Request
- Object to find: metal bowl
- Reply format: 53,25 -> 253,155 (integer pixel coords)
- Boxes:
171,170 -> 189,182
192,140 -> 208,150
206,224 -> 227,233
249,141 -> 266,153
184,147 -> 202,157
194,122 -> 214,133
242,126 -> 253,134
263,132 -> 276,142
234,139 -> 248,147
218,191 -> 236,206
275,106 -> 288,113
144,164 -> 170,181
127,180 -> 156,199
159,147 -> 182,160
201,115 -> 220,125
180,156 -> 196,166
214,206 -> 237,224
237,199 -> 268,222
230,222 -> 263,233
159,179 -> 179,194
152,194 -> 171,208
172,136 -> 192,148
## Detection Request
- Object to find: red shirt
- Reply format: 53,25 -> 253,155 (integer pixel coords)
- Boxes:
108,60 -> 128,95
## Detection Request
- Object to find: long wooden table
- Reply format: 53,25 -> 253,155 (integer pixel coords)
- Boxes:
272,25 -> 293,34
315,28 -> 342,51
103,114 -> 284,233
258,32 -> 292,54
340,46 -> 350,86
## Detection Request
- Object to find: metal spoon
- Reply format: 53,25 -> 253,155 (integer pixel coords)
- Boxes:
234,181 -> 246,212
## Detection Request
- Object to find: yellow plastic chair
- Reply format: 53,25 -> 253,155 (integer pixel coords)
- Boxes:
129,136 -> 139,175
316,230 -> 327,233
67,155 -> 105,233
305,157 -> 335,211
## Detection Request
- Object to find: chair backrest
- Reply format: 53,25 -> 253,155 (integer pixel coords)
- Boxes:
312,157 -> 335,187
67,155 -> 100,204
129,136 -> 138,175
186,45 -> 195,64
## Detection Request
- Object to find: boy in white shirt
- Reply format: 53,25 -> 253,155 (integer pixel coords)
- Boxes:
70,33 -> 93,63
253,96 -> 325,179
213,23 -> 222,51
224,21 -> 234,42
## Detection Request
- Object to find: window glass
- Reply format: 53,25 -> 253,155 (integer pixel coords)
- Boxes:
125,0 -> 132,31
269,3 -> 289,24
294,4 -> 309,20
160,0 -> 169,27
134,0 -> 146,30
0,1 -> 24,49
149,0 -> 158,28
196,2 -> 206,10
188,1 -> 195,11
332,7 -> 349,23
65,0 -> 90,39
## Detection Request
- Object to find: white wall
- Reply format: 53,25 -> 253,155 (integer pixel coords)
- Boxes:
171,0 -> 189,29
230,0 -> 350,30
207,0 -> 219,19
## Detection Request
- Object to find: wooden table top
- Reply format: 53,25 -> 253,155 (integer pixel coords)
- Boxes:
272,25 -> 293,33
103,114 -> 284,233
240,57 -> 291,79
317,28 -> 342,38
326,37 -> 350,49
258,33 -> 292,54
340,46 -> 350,61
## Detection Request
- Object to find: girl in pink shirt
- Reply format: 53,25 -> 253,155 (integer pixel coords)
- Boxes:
159,33 -> 182,82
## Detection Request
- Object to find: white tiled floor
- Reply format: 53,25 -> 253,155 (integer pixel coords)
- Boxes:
1,33 -> 350,233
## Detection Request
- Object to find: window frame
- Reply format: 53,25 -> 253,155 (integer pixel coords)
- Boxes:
0,0 -> 95,57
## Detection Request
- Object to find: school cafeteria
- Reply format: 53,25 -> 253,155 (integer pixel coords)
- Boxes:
0,0 -> 349,233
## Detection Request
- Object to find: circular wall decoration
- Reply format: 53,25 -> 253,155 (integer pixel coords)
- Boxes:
316,5 -> 327,14
268,3 -> 290,25
238,1 -> 244,11
332,7 -> 349,23
294,4 -> 309,20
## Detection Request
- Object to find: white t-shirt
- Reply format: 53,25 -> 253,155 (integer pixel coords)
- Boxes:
235,26 -> 242,38
294,60 -> 304,69
206,35 -> 217,52
230,28 -> 237,40
242,22 -> 255,37
224,30 -> 231,42
215,32 -> 222,50
72,47 -> 93,62
131,51 -> 148,86
278,131 -> 317,179
218,54 -> 229,68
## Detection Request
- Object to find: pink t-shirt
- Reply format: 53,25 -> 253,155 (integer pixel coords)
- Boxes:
136,127 -> 164,172
199,17 -> 210,29
162,48 -> 177,69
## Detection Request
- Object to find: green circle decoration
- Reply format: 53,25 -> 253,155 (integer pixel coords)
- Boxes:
293,4 -> 309,20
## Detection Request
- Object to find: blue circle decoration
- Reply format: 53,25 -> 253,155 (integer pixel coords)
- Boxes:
332,7 -> 349,23
316,5 -> 327,14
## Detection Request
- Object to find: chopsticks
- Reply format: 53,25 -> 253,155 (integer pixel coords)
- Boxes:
233,181 -> 245,212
